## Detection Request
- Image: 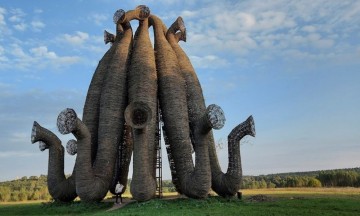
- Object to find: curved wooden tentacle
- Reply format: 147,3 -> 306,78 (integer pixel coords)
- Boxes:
58,18 -> 133,202
166,17 -> 255,198
82,20 -> 124,164
212,116 -> 256,197
124,17 -> 158,201
119,5 -> 150,24
150,14 -> 211,199
31,121 -> 77,202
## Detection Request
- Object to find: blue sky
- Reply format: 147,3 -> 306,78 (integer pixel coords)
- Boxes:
0,0 -> 359,181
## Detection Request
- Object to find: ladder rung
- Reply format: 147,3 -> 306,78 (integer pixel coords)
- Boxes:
156,107 -> 163,199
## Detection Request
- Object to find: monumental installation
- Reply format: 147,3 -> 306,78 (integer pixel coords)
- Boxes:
30,5 -> 256,202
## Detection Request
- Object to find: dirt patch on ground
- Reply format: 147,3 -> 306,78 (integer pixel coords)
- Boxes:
246,194 -> 275,202
105,195 -> 185,211
105,197 -> 135,211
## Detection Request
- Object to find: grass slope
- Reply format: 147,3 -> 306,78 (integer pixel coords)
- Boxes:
1,188 -> 359,216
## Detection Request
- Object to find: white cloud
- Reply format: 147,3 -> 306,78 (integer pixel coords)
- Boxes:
307,33 -> 321,42
0,16 -> 5,27
62,31 -> 90,45
180,10 -> 197,18
302,25 -> 316,33
340,1 -> 360,23
34,9 -> 43,14
7,44 -> 33,70
11,44 -> 29,59
30,46 -> 57,59
189,55 -> 229,69
0,55 -> 8,62
14,23 -> 27,31
29,46 -> 82,69
5,8 -> 45,33
214,12 -> 256,33
9,15 -> 22,22
9,132 -> 29,143
201,7 -> 295,37
172,0 -> 360,67
55,56 -> 82,65
0,45 -> 4,55
0,7 -> 6,14
9,8 -> 26,22
0,151 -> 39,158
132,0 -> 189,5
31,20 -> 45,31
2,44 -> 81,71
89,13 -> 107,26
256,11 -> 296,31
314,38 -> 334,49
0,7 -> 6,26
0,8 -> 12,37
226,33 -> 258,53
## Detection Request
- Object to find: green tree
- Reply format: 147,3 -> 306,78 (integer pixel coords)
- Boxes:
0,186 -> 11,202
259,179 -> 267,189
30,190 -> 41,200
38,187 -> 51,200
11,191 -> 19,202
308,178 -> 322,187
267,181 -> 276,188
29,176 -> 38,180
18,187 -> 28,201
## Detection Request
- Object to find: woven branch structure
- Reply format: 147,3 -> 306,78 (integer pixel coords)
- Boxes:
31,5 -> 256,202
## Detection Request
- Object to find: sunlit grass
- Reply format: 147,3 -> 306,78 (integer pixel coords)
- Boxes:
1,188 -> 360,215
0,200 -> 47,205
241,187 -> 360,198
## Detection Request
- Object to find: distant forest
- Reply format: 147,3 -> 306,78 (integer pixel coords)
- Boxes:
1,168 -> 359,202
241,167 -> 360,189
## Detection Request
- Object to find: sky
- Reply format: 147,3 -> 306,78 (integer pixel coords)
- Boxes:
0,0 -> 359,182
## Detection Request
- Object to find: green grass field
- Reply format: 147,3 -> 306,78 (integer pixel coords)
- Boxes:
1,188 -> 360,215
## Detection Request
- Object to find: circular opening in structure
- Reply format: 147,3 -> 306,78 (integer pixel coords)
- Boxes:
132,108 -> 148,126
207,104 -> 225,130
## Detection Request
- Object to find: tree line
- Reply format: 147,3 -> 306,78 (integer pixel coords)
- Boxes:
241,168 -> 360,189
1,168 -> 359,202
0,175 -> 51,202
